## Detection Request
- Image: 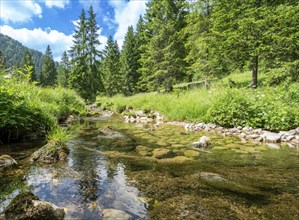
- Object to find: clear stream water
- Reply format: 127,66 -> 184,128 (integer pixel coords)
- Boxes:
0,116 -> 299,219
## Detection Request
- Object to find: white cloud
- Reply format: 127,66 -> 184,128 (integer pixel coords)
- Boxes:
1,25 -> 108,61
0,0 -> 42,23
44,0 -> 70,9
0,25 -> 73,61
109,0 -> 149,48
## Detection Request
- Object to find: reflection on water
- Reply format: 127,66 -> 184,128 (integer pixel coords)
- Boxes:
0,118 -> 148,219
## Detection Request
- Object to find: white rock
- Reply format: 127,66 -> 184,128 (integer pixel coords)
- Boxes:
102,209 -> 131,220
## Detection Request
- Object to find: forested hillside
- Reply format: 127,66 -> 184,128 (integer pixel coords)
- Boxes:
0,33 -> 43,74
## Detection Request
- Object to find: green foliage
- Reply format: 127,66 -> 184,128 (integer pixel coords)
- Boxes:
101,36 -> 121,96
46,126 -> 74,144
57,51 -> 70,87
0,68 -> 85,143
97,72 -> 299,131
0,33 -> 43,74
21,49 -> 36,82
120,26 -> 140,96
69,6 -> 104,102
265,61 -> 299,86
40,45 -> 57,86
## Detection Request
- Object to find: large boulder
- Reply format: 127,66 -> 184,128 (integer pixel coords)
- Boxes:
4,192 -> 65,220
102,209 -> 131,220
30,141 -> 69,164
0,155 -> 17,170
192,136 -> 211,149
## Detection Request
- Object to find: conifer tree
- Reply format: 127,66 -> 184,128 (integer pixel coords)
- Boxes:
87,6 -> 104,96
101,36 -> 121,97
141,0 -> 188,92
57,51 -> 70,87
21,49 -> 36,81
184,0 -> 214,81
69,6 -> 103,102
120,26 -> 140,96
69,9 -> 89,99
41,45 -> 57,86
135,16 -> 148,92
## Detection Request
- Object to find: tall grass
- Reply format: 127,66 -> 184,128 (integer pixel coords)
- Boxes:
0,68 -> 86,143
97,72 -> 299,131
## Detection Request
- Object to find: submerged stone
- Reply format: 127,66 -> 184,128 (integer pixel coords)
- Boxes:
192,136 -> 211,149
4,192 -> 65,220
0,154 -> 17,170
153,148 -> 176,159
30,140 -> 69,164
102,209 -> 131,220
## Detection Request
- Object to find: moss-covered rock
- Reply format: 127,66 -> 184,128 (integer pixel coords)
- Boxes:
135,145 -> 152,156
4,192 -> 65,220
152,148 -> 176,159
30,141 -> 69,164
0,155 -> 17,170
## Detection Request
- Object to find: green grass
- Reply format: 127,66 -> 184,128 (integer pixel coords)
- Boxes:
97,71 -> 299,131
0,69 -> 86,143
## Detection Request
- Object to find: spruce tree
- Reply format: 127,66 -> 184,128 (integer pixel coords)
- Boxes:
135,16 -> 148,92
120,26 -> 140,96
69,7 -> 103,102
101,36 -> 121,97
184,0 -> 214,81
57,51 -> 70,87
69,9 -> 89,99
41,45 -> 57,86
21,49 -> 36,81
87,6 -> 104,97
141,0 -> 188,92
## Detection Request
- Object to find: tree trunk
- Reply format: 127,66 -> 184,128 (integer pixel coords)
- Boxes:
252,55 -> 258,89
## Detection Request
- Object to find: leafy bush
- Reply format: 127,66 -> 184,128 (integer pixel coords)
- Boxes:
0,69 -> 86,143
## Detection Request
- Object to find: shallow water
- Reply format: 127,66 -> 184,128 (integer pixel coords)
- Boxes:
1,116 -> 299,219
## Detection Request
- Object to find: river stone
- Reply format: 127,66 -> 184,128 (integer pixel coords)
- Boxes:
4,192 -> 65,220
192,136 -> 211,149
135,145 -> 152,156
296,127 -> 299,134
153,148 -> 176,159
30,140 -> 69,164
266,143 -> 280,149
102,209 -> 131,220
200,172 -> 225,182
0,155 -> 17,170
262,131 -> 282,143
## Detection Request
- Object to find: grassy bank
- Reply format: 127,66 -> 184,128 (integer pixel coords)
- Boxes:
0,69 -> 86,143
97,71 -> 299,131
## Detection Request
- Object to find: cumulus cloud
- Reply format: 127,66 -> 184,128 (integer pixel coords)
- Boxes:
0,0 -> 42,23
0,25 -> 73,61
1,25 -> 108,61
108,0 -> 149,48
43,0 -> 70,9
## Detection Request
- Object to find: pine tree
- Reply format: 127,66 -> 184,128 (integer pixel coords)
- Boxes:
184,0 -> 215,81
69,9 -> 89,98
87,5 -> 104,97
120,26 -> 140,96
141,0 -> 188,92
210,0 -> 299,88
41,45 -> 57,86
57,51 -> 70,87
21,49 -> 36,81
135,16 -> 148,92
69,7 -> 103,102
101,36 -> 121,97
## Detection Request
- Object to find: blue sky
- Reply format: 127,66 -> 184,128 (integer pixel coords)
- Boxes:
0,0 -> 149,60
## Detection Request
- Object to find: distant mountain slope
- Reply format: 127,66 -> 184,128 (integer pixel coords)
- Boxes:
0,33 -> 43,73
